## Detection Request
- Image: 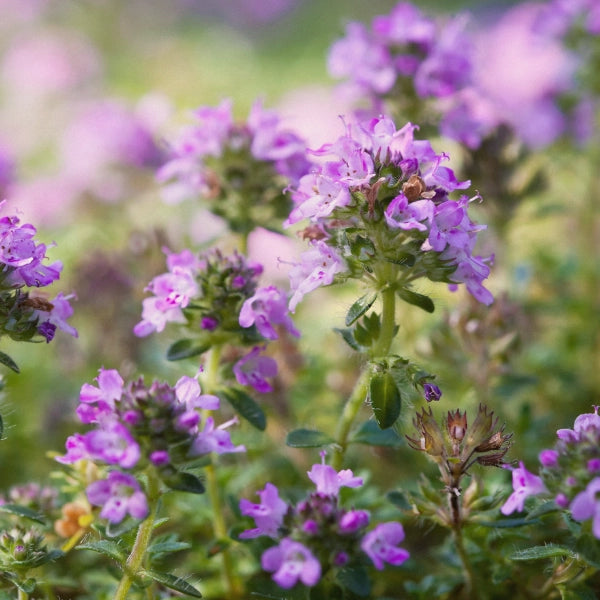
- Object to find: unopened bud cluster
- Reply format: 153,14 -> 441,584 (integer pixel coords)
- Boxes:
407,403 -> 512,506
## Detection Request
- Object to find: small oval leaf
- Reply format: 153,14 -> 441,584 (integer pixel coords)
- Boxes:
286,429 -> 334,448
369,371 -> 401,429
77,540 -> 126,562
396,288 -> 435,313
166,339 -> 209,362
220,387 -> 266,431
345,292 -> 378,327
349,420 -> 403,447
510,544 -> 576,561
143,570 -> 203,598
0,503 -> 45,524
164,471 -> 206,495
0,351 -> 19,373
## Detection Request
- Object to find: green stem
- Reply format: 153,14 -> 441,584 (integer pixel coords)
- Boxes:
17,588 -> 28,600
113,469 -> 161,600
331,287 -> 397,470
331,369 -> 371,471
201,345 -> 242,598
452,526 -> 478,600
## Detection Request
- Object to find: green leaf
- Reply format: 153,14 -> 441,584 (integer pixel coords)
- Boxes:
396,287 -> 434,313
166,339 -> 209,362
574,534 -> 600,569
345,292 -> 378,327
509,544 -> 576,561
336,564 -> 372,596
105,516 -> 139,538
349,420 -> 403,447
0,412 -> 3,439
77,540 -> 126,562
164,471 -> 206,495
14,578 -> 36,594
220,387 -> 266,431
369,371 -> 401,429
475,517 -> 540,528
386,490 -> 412,511
143,570 -> 202,598
0,503 -> 45,524
0,351 -> 19,373
286,429 -> 334,448
148,536 -> 191,562
334,327 -> 362,352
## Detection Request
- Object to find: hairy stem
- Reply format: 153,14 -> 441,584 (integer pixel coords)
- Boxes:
332,286 -> 396,470
113,469 -> 161,600
452,525 -> 478,600
202,346 -> 243,598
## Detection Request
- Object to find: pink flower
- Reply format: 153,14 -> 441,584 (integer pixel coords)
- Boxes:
261,538 -> 321,589
361,522 -> 410,570
86,471 -> 148,524
570,478 -> 600,538
239,482 -> 288,539
501,462 -> 547,515
233,346 -> 278,393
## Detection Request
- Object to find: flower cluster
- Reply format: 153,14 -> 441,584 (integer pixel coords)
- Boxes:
57,368 -> 245,523
239,453 -> 409,590
502,407 -> 600,539
328,1 -> 595,149
286,117 -> 493,312
0,201 -> 77,348
135,247 -> 298,393
157,99 -> 310,234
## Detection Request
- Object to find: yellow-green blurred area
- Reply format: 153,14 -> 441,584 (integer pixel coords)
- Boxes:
0,0 -> 598,508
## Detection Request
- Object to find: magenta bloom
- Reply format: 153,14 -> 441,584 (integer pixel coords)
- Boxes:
570,478 -> 600,538
539,449 -> 559,468
133,266 -> 198,337
33,292 -> 78,342
338,509 -> 370,534
190,416 -> 246,456
288,240 -> 346,312
239,482 -> 288,539
86,471 -> 148,524
79,368 -> 124,413
501,462 -> 547,515
239,285 -> 299,340
174,375 -> 220,411
307,460 -> 363,496
361,522 -> 410,570
261,538 -> 321,589
233,346 -> 278,393
557,406 -> 600,443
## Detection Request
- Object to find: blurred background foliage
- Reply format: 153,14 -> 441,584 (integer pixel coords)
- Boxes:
0,1 -> 598,595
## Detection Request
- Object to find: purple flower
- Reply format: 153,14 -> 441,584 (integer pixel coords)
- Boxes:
338,509 -> 370,534
500,462 -> 547,515
175,375 -> 220,410
288,240 -> 346,312
361,522 -> 410,570
327,22 -> 396,99
86,471 -> 148,524
570,477 -> 600,538
307,454 -> 363,496
261,538 -> 321,589
557,406 -> 600,443
133,266 -> 198,337
190,416 -> 246,456
33,292 -> 78,340
423,383 -> 442,402
239,285 -> 299,340
239,482 -> 288,539
82,421 -> 141,469
539,449 -> 559,468
79,368 -> 124,414
233,346 -> 278,393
